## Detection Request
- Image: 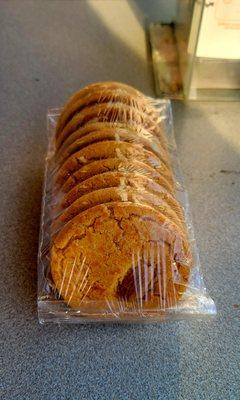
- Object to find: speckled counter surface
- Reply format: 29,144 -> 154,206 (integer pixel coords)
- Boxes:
1,1 -> 239,399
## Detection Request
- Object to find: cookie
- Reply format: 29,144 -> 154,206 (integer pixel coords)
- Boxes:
52,186 -> 186,234
56,88 -> 157,137
55,141 -> 174,187
60,171 -> 180,213
56,126 -> 169,168
56,81 -> 150,135
57,121 -> 165,156
51,202 -> 191,308
56,102 -> 166,150
56,122 -> 122,153
61,157 -> 174,194
115,241 -> 189,310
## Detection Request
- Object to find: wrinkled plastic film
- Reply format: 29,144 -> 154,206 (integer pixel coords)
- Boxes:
38,84 -> 216,323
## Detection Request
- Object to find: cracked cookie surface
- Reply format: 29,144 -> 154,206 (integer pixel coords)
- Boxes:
60,157 -> 174,194
55,141 -> 174,187
60,171 -> 180,211
51,202 -> 191,308
52,186 -> 186,234
56,102 -> 166,149
56,88 -> 157,137
56,126 -> 169,167
56,81 -> 154,136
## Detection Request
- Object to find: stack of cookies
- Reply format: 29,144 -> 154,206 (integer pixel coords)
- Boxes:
50,81 -> 192,314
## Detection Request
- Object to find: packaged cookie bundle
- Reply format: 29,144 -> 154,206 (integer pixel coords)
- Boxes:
38,82 -> 215,323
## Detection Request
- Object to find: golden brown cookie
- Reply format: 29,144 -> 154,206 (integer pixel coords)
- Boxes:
57,121 -> 166,157
56,81 -> 150,135
116,241 -> 189,310
56,126 -> 169,168
61,157 -> 174,194
60,171 -> 180,212
56,88 -> 157,137
57,122 -> 123,153
51,202 -> 191,308
52,186 -> 185,234
55,141 -> 174,187
56,102 -> 166,150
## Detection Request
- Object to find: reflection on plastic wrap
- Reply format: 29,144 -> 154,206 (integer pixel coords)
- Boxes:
38,81 -> 216,323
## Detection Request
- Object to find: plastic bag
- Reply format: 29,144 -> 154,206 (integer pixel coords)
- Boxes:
38,82 -> 216,323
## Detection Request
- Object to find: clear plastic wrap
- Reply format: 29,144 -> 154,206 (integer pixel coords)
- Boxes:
38,82 -> 216,323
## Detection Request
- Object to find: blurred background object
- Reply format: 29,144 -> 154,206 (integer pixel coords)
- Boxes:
149,0 -> 240,100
